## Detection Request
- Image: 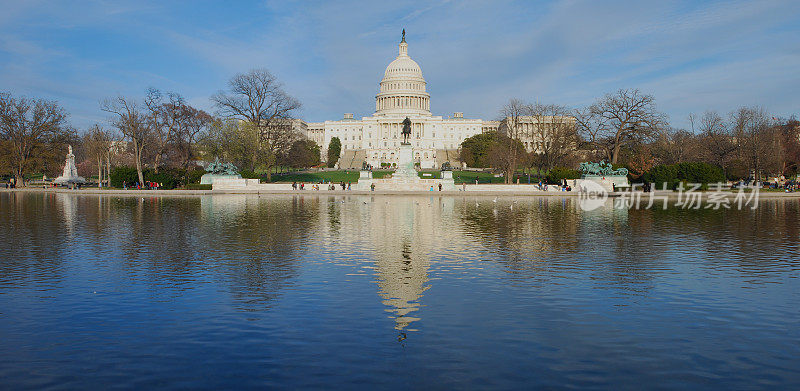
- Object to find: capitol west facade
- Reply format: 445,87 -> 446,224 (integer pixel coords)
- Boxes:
300,34 -> 500,169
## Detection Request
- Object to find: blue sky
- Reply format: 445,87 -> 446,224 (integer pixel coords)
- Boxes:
1,0 -> 798,130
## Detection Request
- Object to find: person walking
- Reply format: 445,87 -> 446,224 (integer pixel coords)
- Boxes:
438,183 -> 442,191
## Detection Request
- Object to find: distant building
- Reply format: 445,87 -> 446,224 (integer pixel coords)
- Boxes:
499,115 -> 577,153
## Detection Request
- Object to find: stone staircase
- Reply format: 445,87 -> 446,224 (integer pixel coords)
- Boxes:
435,149 -> 459,169
337,149 -> 366,169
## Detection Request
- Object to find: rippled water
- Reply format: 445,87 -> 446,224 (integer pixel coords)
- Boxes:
1,192 -> 799,389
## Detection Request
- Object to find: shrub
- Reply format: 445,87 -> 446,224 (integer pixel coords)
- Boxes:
239,169 -> 261,179
674,162 -> 725,184
644,162 -> 724,190
643,164 -> 678,189
546,167 -> 580,184
186,169 -> 206,184
110,166 -> 139,188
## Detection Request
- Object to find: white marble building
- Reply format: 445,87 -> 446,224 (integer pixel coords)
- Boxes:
303,33 -> 499,169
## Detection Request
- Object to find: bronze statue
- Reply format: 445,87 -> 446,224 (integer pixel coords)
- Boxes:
401,117 -> 412,144
401,29 -> 406,43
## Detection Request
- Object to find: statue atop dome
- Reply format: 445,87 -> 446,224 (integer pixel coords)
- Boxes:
401,29 -> 406,43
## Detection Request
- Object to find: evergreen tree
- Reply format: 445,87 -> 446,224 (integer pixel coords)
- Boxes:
327,137 -> 341,168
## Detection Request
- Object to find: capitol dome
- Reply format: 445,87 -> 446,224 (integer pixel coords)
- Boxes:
375,31 -> 431,116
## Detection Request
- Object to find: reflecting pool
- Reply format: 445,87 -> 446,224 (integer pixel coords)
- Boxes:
1,192 -> 799,389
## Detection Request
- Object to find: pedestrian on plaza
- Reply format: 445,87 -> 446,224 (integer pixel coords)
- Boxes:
371,183 -> 375,191
347,182 -> 351,190
438,183 -> 442,191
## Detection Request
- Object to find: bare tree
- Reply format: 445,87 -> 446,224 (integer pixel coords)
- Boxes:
497,99 -> 527,183
697,111 -> 736,173
83,124 -> 114,187
489,133 -> 526,183
144,88 -> 181,172
731,106 -> 778,181
775,118 -> 800,177
0,93 -> 69,186
653,128 -> 699,165
527,103 -> 578,173
101,96 -> 151,186
575,89 -> 667,164
211,69 -> 301,180
176,105 -> 213,171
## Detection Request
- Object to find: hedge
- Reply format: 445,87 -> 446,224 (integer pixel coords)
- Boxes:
546,167 -> 581,184
643,162 -> 725,190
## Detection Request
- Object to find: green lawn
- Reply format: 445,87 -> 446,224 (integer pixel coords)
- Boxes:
453,171 -> 507,184
267,169 -> 523,184
268,171 -> 360,183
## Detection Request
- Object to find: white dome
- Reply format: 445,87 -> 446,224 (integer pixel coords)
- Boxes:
383,56 -> 423,80
375,34 -> 431,116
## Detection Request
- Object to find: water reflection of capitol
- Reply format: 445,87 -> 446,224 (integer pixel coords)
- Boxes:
202,194 -> 457,334
324,195 -> 458,333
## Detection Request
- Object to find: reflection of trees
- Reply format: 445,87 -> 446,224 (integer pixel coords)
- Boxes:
457,197 -> 582,282
1,193 -> 318,313
461,196 -> 800,292
634,200 -> 800,280
201,195 -> 319,311
0,193 -> 67,288
457,197 -> 655,293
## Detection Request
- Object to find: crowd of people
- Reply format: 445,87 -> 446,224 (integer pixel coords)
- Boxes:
292,181 -> 353,191
121,181 -> 162,190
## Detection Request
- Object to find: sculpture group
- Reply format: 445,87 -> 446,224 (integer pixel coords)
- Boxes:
206,158 -> 239,176
579,160 -> 628,177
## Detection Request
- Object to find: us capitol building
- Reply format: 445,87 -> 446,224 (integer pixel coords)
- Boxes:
298,32 -> 501,169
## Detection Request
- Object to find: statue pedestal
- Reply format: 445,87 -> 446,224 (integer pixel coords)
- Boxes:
440,170 -> 456,191
357,170 -> 373,190
200,173 -> 242,185
579,175 -> 629,192
394,144 -> 418,181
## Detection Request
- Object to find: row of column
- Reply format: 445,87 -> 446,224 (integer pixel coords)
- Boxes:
378,122 -> 426,139
376,95 -> 429,111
